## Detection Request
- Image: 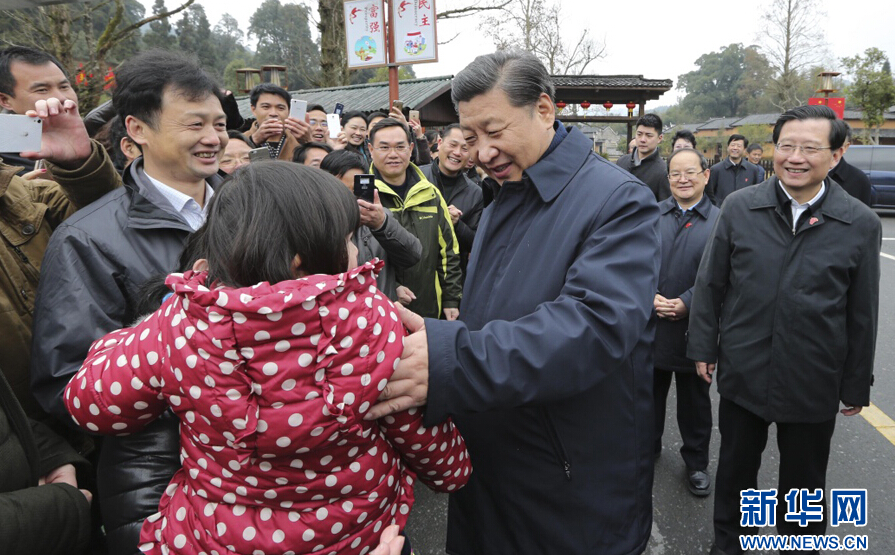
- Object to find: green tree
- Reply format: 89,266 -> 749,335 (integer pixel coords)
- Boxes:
143,0 -> 174,50
0,0 -> 194,111
678,44 -> 773,120
176,5 -> 216,74
223,57 -> 249,93
212,14 -> 250,82
737,124 -> 773,148
842,47 -> 895,145
367,66 -> 416,83
249,0 -> 319,90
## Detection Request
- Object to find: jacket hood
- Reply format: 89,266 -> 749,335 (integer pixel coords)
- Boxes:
165,260 -> 385,345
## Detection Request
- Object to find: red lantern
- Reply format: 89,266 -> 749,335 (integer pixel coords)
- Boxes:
580,100 -> 591,109
626,101 -> 637,110
555,100 -> 567,109
602,101 -> 613,111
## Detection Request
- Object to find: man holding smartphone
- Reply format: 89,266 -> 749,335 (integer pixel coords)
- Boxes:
0,46 -> 122,421
0,46 -> 81,173
245,83 -> 309,161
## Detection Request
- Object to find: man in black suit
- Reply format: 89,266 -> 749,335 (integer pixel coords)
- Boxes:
829,124 -> 872,207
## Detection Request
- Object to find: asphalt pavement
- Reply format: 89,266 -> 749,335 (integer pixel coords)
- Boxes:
404,211 -> 895,555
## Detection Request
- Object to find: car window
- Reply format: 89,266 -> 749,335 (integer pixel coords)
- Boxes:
844,146 -> 872,170
870,147 -> 895,172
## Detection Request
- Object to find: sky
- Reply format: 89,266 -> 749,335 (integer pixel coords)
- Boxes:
138,0 -> 895,109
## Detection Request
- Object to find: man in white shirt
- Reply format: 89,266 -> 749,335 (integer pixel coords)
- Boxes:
687,105 -> 881,555
30,49 -> 229,553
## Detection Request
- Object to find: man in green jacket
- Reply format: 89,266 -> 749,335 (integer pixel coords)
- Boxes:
368,118 -> 462,319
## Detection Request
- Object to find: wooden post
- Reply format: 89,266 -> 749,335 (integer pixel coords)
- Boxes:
386,0 -> 398,106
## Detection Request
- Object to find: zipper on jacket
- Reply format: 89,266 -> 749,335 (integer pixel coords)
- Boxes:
541,408 -> 572,480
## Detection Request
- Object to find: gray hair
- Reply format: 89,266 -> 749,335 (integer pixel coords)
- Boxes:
451,50 -> 555,112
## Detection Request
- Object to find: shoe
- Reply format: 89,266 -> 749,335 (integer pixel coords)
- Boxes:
687,468 -> 712,497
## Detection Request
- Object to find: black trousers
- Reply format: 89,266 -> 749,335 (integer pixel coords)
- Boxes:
713,397 -> 836,555
653,367 -> 712,470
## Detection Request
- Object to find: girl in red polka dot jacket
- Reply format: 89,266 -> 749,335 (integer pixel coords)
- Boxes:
63,162 -> 471,555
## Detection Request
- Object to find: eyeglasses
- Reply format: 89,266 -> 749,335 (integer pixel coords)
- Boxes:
308,119 -> 328,128
374,144 -> 410,153
220,154 -> 250,167
668,169 -> 703,180
775,143 -> 831,157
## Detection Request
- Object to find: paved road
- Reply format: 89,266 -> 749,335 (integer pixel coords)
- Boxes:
404,211 -> 895,555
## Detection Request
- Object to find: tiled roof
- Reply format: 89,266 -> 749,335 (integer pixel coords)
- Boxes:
843,109 -> 895,121
236,76 -> 453,119
696,117 -> 741,131
551,75 -> 673,89
731,113 -> 779,126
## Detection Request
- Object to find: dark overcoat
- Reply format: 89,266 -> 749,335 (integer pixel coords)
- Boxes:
687,177 -> 881,422
654,194 -> 720,372
424,126 -> 660,555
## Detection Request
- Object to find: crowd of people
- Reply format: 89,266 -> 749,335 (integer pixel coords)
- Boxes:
0,42 -> 881,555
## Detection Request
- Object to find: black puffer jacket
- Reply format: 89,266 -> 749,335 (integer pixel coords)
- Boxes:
30,158 -> 224,554
353,210 -> 422,300
0,369 -> 92,554
420,161 -> 484,277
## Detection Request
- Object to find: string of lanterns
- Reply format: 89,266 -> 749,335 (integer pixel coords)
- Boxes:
554,100 -> 640,117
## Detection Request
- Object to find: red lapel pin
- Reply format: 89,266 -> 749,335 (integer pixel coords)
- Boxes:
809,217 -> 819,225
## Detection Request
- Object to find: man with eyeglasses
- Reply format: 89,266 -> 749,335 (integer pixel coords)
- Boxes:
307,103 -> 330,144
368,118 -> 462,320
688,105 -> 881,555
219,130 -> 252,174
653,148 -> 719,498
706,134 -> 762,206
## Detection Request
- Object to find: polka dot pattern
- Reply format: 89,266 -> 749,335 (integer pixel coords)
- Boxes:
64,261 -> 471,555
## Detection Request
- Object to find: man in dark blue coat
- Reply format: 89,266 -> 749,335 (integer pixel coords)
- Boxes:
653,149 -> 720,497
368,51 -> 660,555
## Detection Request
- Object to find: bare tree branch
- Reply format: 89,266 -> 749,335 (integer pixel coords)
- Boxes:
438,32 -> 462,45
438,0 -> 511,20
108,0 -> 195,46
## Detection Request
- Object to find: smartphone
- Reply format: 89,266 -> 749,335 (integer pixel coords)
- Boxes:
0,114 -> 42,152
290,99 -> 307,121
334,103 -> 344,116
409,109 -> 420,121
249,147 -> 270,163
326,113 -> 342,139
392,99 -> 404,112
354,173 -> 376,202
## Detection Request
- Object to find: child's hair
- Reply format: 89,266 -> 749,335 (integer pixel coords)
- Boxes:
204,161 -> 360,287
